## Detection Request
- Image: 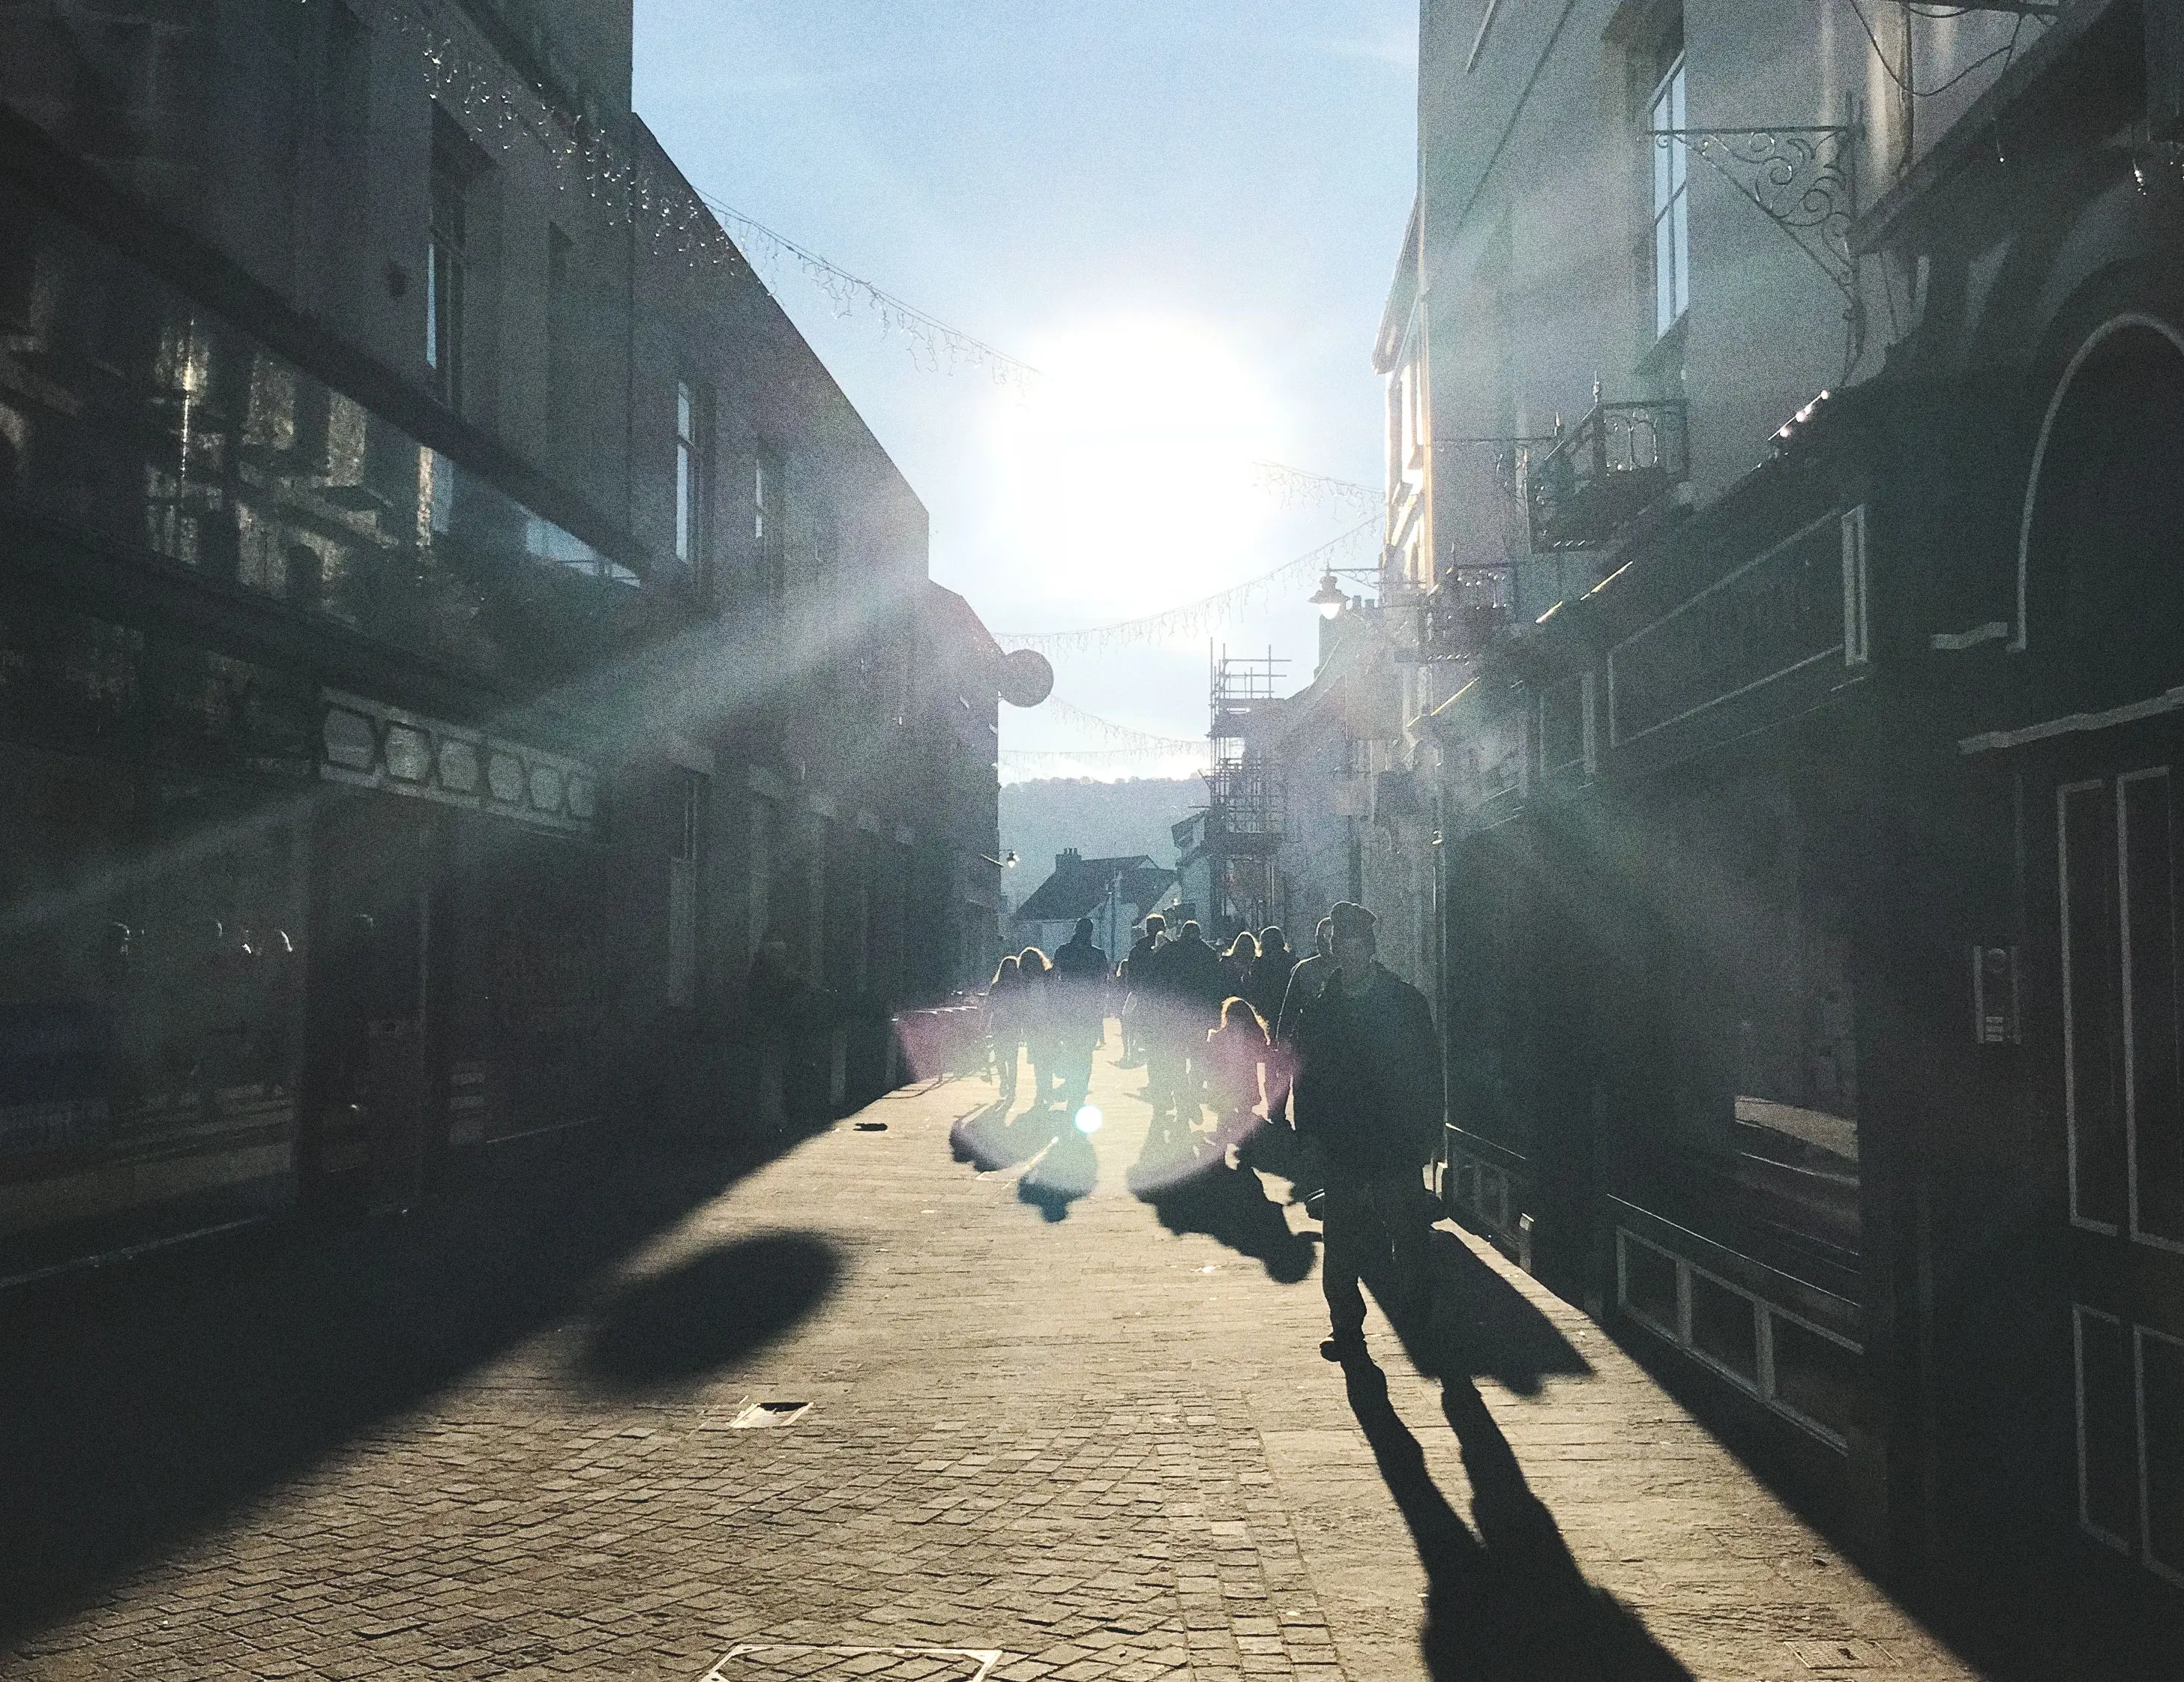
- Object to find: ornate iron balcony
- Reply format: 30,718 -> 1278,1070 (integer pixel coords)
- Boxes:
1527,399 -> 1689,550
1422,563 -> 1514,660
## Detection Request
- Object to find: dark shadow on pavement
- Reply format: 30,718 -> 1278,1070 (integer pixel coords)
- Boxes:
1396,1229 -> 1595,1398
1344,1357 -> 1692,1682
949,1099 -> 1059,1172
1133,1153 -> 1315,1284
0,1113 -> 825,1642
579,1231 -> 840,1391
1018,1124 -> 1096,1220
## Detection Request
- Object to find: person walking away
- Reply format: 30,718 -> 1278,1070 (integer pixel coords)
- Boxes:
1050,917 -> 1109,1113
1119,915 -> 1165,1068
1133,917 -> 1188,1126
1221,929 -> 1259,998
1160,920 -> 1228,1121
1203,995 -> 1270,1156
1246,926 -> 1296,1030
745,929 -> 809,1138
1269,917 -> 1335,1131
986,952 -> 1024,1106
1016,947 -> 1056,1109
1292,902 -> 1444,1364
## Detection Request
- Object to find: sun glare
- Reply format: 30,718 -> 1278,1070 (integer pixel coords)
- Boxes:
990,318 -> 1283,616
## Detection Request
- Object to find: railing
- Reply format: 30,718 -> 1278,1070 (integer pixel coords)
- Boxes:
1422,563 -> 1514,660
1203,758 -> 1285,848
1528,399 -> 1689,550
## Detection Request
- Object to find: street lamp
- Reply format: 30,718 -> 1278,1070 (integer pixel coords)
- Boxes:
1309,567 -> 1378,619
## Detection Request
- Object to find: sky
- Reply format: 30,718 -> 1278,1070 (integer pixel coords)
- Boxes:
631,1 -> 1418,776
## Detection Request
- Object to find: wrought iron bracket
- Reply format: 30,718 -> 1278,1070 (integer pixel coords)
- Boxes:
1649,126 -> 1859,301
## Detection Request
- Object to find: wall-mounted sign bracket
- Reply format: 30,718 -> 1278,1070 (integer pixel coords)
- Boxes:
1648,126 -> 1860,302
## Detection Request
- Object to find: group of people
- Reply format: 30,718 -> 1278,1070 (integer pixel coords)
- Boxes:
983,899 -> 1445,1366
984,917 -> 1110,1115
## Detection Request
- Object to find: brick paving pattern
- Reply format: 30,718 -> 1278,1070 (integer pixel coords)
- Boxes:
2,1040 -> 1982,1681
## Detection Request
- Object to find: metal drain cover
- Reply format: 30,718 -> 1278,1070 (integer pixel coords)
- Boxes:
727,1399 -> 812,1429
703,1645 -> 1001,1681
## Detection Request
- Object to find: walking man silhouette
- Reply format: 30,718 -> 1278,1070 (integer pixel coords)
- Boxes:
1291,901 -> 1445,1364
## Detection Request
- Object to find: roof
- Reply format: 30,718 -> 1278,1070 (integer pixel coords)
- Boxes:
1013,851 -> 1177,924
1372,194 -> 1422,375
923,581 -> 1007,666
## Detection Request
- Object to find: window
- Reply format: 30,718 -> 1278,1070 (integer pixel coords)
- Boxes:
676,380 -> 698,564
747,798 -> 774,960
325,4 -> 370,147
547,224 -> 574,453
754,444 -> 785,601
667,770 -> 706,1008
427,112 -> 471,407
1649,53 -> 1690,340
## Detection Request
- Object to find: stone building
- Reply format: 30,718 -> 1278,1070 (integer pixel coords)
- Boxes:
1273,0 -> 2184,1624
0,0 -> 1019,1277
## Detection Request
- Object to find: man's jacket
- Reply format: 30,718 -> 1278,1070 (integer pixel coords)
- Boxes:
1293,963 -> 1444,1178
1148,935 -> 1228,1019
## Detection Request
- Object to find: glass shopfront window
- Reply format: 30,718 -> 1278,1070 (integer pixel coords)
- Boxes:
0,743 -> 305,1265
0,178 -> 639,681
1627,784 -> 1862,1285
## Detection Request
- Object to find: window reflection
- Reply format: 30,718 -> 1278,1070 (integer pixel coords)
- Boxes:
0,180 -> 639,683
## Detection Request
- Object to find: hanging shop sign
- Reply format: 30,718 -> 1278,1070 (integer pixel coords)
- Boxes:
1607,507 -> 1867,750
316,689 -> 599,836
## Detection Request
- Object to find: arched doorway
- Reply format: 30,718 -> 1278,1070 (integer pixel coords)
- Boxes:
2022,316 -> 2184,711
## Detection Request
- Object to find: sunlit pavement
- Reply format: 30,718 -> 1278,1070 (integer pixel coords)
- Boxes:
1,1034 -> 1979,1682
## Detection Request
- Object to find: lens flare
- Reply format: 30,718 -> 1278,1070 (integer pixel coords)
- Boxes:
1074,1105 -> 1104,1135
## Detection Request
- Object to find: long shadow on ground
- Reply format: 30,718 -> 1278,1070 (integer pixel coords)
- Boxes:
0,1115 -> 832,1640
1404,1229 -> 1595,1397
949,1100 -> 1095,1220
1128,1145 -> 1315,1284
579,1231 -> 842,1391
1344,1357 -> 1691,1682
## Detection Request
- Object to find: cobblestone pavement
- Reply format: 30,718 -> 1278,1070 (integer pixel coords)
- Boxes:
3,1038 -> 1990,1681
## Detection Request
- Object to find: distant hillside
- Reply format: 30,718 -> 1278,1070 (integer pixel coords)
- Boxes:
998,777 -> 1203,911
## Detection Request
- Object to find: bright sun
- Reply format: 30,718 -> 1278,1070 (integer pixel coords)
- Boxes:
989,317 -> 1284,617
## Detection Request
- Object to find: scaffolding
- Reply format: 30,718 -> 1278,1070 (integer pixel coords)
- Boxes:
1200,647 -> 1288,936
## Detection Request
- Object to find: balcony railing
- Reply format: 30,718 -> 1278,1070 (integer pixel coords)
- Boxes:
1527,399 -> 1689,550
1422,562 -> 1514,660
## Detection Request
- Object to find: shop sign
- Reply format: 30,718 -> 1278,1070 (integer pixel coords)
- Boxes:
1609,509 -> 1863,748
316,689 -> 599,835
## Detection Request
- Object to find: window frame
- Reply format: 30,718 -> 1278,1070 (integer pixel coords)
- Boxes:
675,379 -> 704,567
427,121 -> 470,407
1648,52 -> 1691,342
753,444 -> 786,602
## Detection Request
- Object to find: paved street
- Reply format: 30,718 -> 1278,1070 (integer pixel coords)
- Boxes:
1,1037 -> 2006,1681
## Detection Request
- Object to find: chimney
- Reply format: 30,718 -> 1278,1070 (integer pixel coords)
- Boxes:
1057,847 -> 1082,871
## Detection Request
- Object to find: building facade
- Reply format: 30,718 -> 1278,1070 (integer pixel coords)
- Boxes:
1269,0 -> 2184,1626
0,0 -> 1017,1279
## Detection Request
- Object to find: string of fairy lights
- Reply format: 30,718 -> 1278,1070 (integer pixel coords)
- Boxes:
993,519 -> 1378,654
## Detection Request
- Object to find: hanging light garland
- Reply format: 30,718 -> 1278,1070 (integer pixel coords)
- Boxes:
994,519 -> 1379,654
695,195 -> 1040,393
1000,746 -> 1212,777
1041,699 -> 1207,753
1248,460 -> 1380,517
